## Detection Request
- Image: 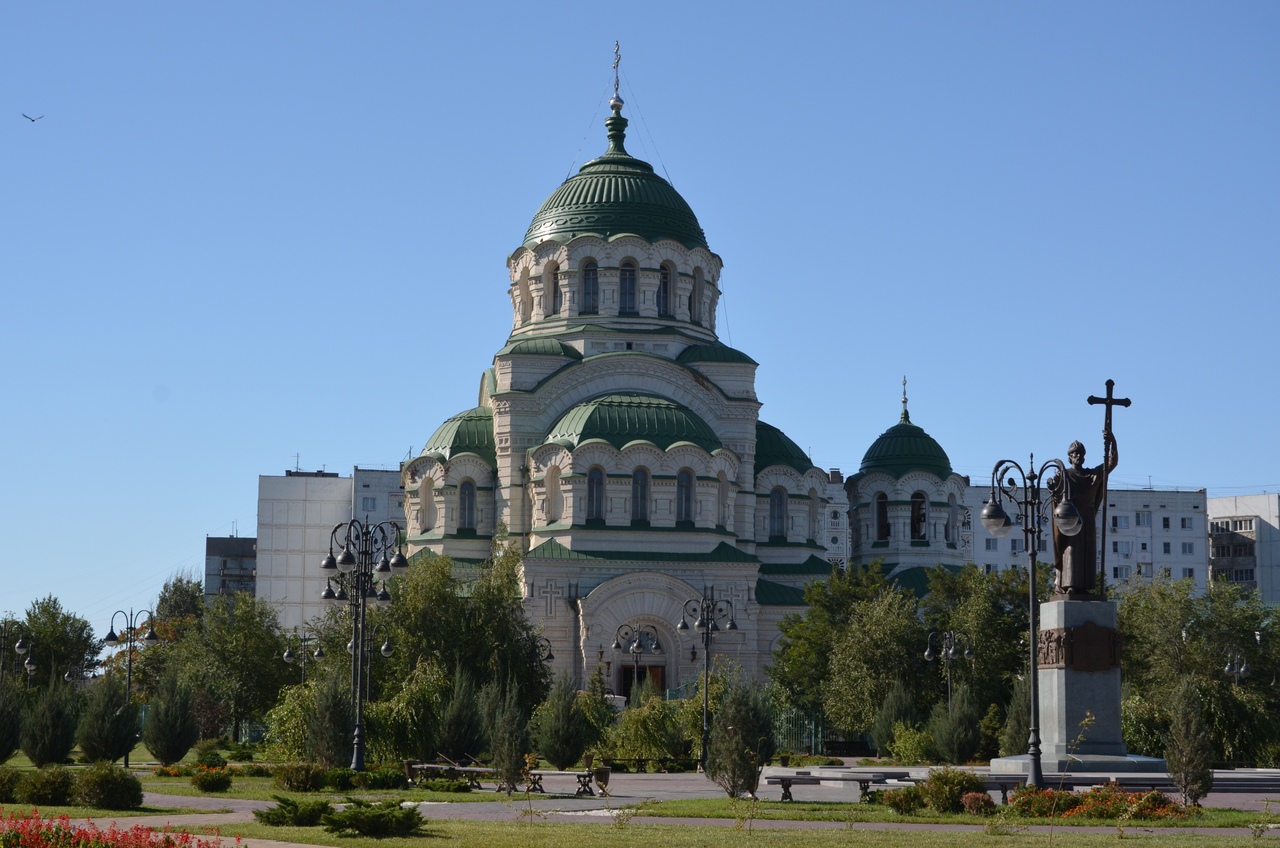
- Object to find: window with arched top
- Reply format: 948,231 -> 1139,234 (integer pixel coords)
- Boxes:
717,472 -> 731,529
690,268 -> 704,324
911,492 -> 927,540
546,263 -> 561,315
581,261 -> 599,314
545,466 -> 562,524
586,467 -> 605,521
946,494 -> 958,543
619,261 -> 637,313
518,272 -> 531,324
459,480 -> 476,531
631,469 -> 649,523
875,493 -> 890,541
657,265 -> 672,317
769,487 -> 787,539
676,469 -> 694,523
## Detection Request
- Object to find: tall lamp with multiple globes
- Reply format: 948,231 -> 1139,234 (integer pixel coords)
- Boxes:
319,518 -> 407,771
923,629 -> 974,713
13,636 -> 36,689
980,454 -> 1081,788
104,609 -> 159,768
283,633 -> 324,684
676,590 -> 737,772
611,624 -> 660,697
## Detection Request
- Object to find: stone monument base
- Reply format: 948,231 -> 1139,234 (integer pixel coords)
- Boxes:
989,752 -> 1166,775
990,597 -> 1166,776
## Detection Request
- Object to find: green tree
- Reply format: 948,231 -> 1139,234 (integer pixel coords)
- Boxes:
366,658 -> 446,763
436,669 -> 484,764
614,682 -> 684,764
1165,679 -> 1214,805
20,597 -> 101,691
76,675 -> 138,763
706,683 -> 776,798
0,680 -> 22,763
927,683 -> 981,764
532,675 -> 587,770
155,571 -> 205,623
306,669 -> 353,767
21,683 -> 80,767
870,679 -> 919,757
143,672 -> 199,766
999,674 -> 1030,758
577,665 -> 615,754
822,587 -> 926,733
769,561 -> 888,712
487,681 -> 530,794
171,592 -> 288,741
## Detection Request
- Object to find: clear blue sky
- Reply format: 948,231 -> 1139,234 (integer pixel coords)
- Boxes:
3,2 -> 1277,631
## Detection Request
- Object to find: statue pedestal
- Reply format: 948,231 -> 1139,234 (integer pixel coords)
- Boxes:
991,599 -> 1164,775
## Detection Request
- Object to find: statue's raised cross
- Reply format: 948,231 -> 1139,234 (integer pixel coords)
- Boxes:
1087,379 -> 1130,592
613,41 -> 621,98
1087,379 -> 1131,439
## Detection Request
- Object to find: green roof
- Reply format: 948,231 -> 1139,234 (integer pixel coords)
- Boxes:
890,563 -> 963,598
497,338 -> 583,359
546,394 -> 722,453
523,106 -> 708,251
677,343 -> 758,366
525,539 -> 758,563
421,406 -> 496,467
758,555 -> 835,576
858,405 -> 953,480
756,579 -> 807,606
755,421 -> 815,475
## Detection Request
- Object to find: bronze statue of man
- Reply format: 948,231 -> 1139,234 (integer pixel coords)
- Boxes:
1048,432 -> 1118,596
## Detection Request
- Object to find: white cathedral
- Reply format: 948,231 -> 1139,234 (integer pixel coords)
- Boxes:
398,94 -> 973,696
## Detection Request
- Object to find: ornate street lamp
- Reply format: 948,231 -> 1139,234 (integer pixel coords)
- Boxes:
283,633 -> 323,684
1225,630 -> 1263,686
981,454 -> 1080,788
104,608 -> 159,768
612,623 -> 660,698
924,630 -> 974,713
676,590 -> 737,772
320,518 -> 407,771
14,636 -> 34,690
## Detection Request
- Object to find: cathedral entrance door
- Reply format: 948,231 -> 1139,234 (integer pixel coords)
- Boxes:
621,665 -> 666,700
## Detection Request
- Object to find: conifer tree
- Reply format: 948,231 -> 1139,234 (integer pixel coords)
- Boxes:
143,672 -> 199,765
21,682 -> 79,767
77,675 -> 138,763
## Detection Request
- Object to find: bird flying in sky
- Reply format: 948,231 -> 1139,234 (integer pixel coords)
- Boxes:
22,113 -> 44,122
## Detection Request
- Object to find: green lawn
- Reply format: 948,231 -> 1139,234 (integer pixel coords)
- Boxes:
211,819 -> 1280,848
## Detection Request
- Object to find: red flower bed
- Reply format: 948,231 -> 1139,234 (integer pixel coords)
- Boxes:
0,809 -> 235,848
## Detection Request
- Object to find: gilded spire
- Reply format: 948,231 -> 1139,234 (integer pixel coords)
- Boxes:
901,376 -> 911,423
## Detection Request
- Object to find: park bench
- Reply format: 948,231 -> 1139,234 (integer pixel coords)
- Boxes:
403,762 -> 495,789
526,769 -> 597,796
765,769 -> 914,802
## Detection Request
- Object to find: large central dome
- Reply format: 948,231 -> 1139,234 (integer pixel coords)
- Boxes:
523,107 -> 707,251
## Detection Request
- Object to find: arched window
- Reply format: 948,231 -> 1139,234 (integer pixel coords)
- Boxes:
769,487 -> 787,539
546,263 -> 561,315
676,470 -> 694,523
946,494 -> 958,543
459,480 -> 476,531
631,469 -> 649,522
619,261 -> 637,313
545,466 -> 562,524
690,268 -> 704,324
518,272 -> 531,324
657,265 -> 671,317
808,490 -> 820,541
717,472 -> 730,529
911,492 -> 927,540
422,478 -> 436,531
586,467 -> 605,521
581,261 -> 599,314
875,493 -> 890,541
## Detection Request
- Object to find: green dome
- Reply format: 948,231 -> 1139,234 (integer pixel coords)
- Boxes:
677,343 -> 758,366
859,407 -> 953,480
755,422 -> 814,475
545,394 -> 721,452
422,407 -> 496,467
497,338 -> 583,359
523,107 -> 707,251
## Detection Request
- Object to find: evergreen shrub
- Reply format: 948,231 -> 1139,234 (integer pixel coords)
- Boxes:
191,766 -> 233,792
0,766 -> 20,803
196,748 -> 228,768
274,761 -> 327,792
916,766 -> 987,814
706,683 -> 775,798
880,784 -> 924,815
321,798 -> 425,837
532,675 -> 587,770
143,675 -> 199,766
253,795 -> 334,827
20,685 -> 79,767
325,767 -> 356,790
77,677 -> 138,763
16,766 -> 75,805
0,685 -> 22,764
73,761 -> 144,810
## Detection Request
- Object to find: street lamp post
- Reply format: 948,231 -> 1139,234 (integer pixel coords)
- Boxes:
612,624 -> 660,699
676,591 -> 737,772
924,630 -> 974,713
0,621 -> 17,690
283,633 -> 324,684
1225,630 -> 1262,686
14,636 -> 34,690
320,518 -> 407,771
104,609 -> 159,768
980,454 -> 1082,789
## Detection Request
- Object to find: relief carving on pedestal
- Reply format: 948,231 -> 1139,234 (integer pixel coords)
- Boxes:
1038,621 -> 1122,672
